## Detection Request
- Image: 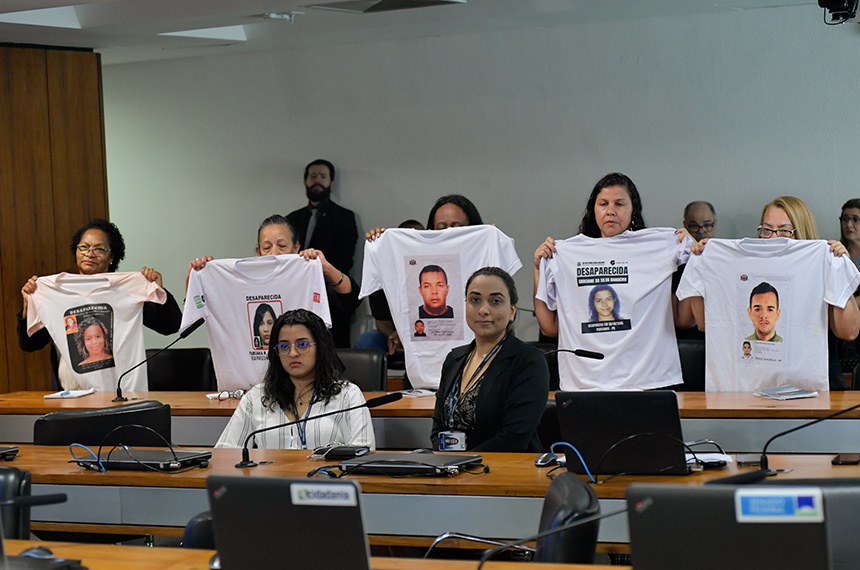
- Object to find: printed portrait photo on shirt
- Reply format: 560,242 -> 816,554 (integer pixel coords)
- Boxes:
738,276 -> 789,364
64,315 -> 78,333
580,284 -> 632,334
65,304 -> 115,373
248,300 -> 282,350
406,254 -> 463,341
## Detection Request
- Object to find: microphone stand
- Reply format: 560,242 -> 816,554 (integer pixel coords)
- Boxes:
113,317 -> 205,402
236,392 -> 402,468
759,401 -> 860,474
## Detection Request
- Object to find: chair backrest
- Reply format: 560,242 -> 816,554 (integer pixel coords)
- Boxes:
33,400 -> 172,446
0,466 -> 31,540
536,400 -> 560,452
527,343 -> 559,391
535,472 -> 600,564
181,510 -> 215,549
677,338 -> 705,391
336,349 -> 387,391
146,347 -> 217,391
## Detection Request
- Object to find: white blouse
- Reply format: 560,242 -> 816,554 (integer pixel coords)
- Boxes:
215,382 -> 375,450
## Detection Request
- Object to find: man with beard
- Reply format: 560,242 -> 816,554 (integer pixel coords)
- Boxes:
286,159 -> 360,347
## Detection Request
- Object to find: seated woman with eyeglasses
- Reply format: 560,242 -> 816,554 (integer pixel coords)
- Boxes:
215,309 -> 375,450
17,218 -> 182,388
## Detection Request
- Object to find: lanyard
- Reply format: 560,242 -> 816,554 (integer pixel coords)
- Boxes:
446,336 -> 507,424
289,391 -> 317,449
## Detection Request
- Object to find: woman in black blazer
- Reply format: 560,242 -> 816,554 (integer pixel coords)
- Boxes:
431,267 -> 549,452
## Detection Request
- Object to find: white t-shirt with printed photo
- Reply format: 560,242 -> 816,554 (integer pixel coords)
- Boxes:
360,225 -> 522,389
537,228 -> 692,391
181,255 -> 331,391
676,238 -> 860,392
26,272 -> 166,392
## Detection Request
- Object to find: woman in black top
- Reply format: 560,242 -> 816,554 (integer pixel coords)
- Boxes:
431,267 -> 549,452
17,218 -> 182,387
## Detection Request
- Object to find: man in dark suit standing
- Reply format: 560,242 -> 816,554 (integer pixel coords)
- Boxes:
286,159 -> 360,347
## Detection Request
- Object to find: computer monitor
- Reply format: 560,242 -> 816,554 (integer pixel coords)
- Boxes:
627,483 -> 832,570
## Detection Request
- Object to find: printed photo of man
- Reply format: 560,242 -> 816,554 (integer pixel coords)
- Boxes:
746,282 -> 783,342
414,320 -> 427,337
741,340 -> 752,360
418,264 -> 454,319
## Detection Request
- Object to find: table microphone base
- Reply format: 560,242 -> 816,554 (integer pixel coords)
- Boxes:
235,460 -> 258,468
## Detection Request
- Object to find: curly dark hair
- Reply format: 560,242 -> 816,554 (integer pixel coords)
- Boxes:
426,195 -> 483,230
74,316 -> 112,359
261,309 -> 346,412
578,173 -> 646,238
69,218 -> 125,272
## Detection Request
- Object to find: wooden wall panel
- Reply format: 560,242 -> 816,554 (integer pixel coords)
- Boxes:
0,47 -> 56,392
46,50 -> 108,244
0,47 -> 108,392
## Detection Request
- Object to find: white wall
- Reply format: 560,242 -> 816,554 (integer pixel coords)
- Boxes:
103,5 -> 860,347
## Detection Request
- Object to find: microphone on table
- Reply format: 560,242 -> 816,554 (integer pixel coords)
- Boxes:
759,401 -> 860,474
235,392 -> 403,468
544,348 -> 605,360
474,507 -> 628,570
0,494 -> 67,508
113,317 -> 205,402
706,400 -> 860,485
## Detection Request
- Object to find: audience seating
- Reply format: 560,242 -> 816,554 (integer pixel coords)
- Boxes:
336,349 -> 387,391
425,471 -> 599,562
146,348 -> 216,391
181,510 -> 215,549
535,471 -> 600,563
0,466 -> 31,539
33,401 -> 172,447
677,338 -> 706,391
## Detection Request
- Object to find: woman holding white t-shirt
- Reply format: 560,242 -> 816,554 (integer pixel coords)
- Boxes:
533,172 -> 695,391
17,218 -> 182,388
685,196 -> 860,390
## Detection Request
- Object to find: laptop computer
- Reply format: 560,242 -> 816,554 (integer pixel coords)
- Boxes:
627,483 -> 832,570
208,476 -> 370,570
339,452 -> 483,476
555,391 -> 690,475
0,446 -> 19,461
73,448 -> 211,471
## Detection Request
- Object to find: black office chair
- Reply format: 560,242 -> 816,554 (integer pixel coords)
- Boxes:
336,348 -> 387,391
537,400 -> 561,452
0,466 -> 32,539
534,472 -> 600,563
146,347 -> 217,391
425,472 -> 599,563
33,400 -> 172,447
181,510 -> 215,549
527,343 -> 561,392
677,338 -> 706,392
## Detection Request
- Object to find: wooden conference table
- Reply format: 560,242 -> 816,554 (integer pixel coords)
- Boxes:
3,390 -> 860,452
10,445 -> 860,545
3,540 -> 627,570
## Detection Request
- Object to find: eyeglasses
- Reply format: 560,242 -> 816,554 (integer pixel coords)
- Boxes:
217,389 -> 245,400
757,225 -> 796,238
840,215 -> 860,225
275,341 -> 316,355
685,222 -> 714,232
76,244 -> 110,256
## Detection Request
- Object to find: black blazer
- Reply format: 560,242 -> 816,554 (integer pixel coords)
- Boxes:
286,198 -> 358,274
431,335 -> 549,452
